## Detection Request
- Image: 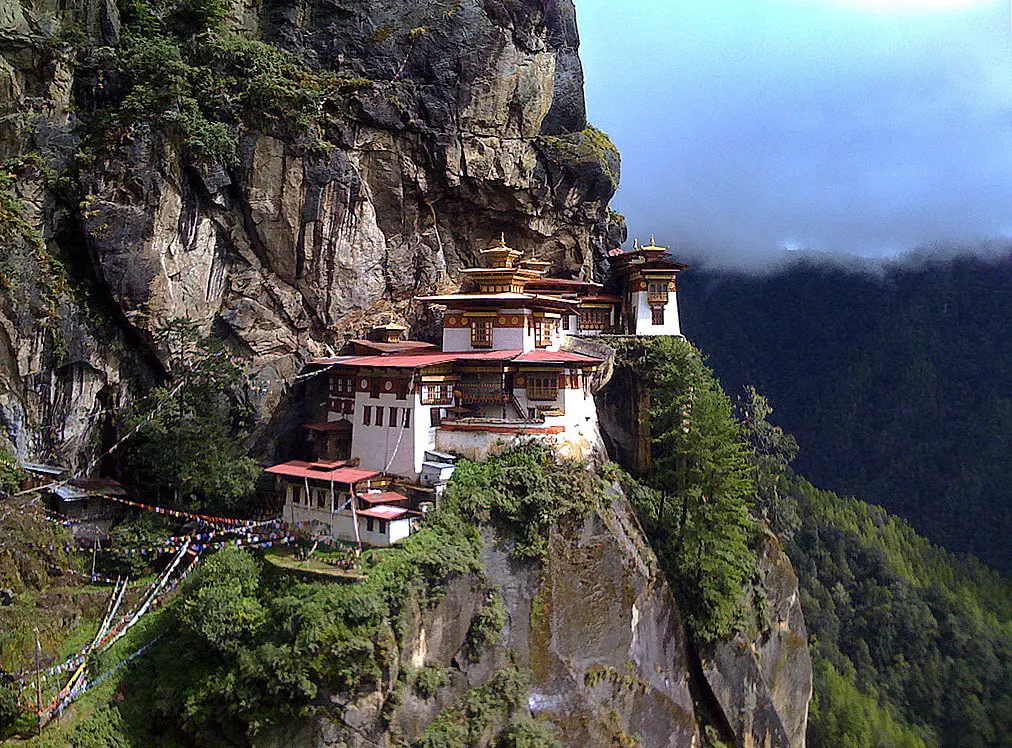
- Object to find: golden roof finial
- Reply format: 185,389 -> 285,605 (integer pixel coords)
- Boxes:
633,238 -> 639,249
649,233 -> 655,246
499,232 -> 507,248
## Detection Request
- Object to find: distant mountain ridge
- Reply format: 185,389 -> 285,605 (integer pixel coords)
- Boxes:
679,251 -> 1012,572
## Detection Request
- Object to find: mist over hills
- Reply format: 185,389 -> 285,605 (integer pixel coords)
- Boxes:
678,248 -> 1012,573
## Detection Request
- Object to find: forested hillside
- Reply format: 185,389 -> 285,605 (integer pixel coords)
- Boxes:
787,474 -> 1012,746
679,251 -> 1012,572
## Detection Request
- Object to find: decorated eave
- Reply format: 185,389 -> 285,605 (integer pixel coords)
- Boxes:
308,349 -> 603,370
608,239 -> 690,275
414,292 -> 580,312
347,339 -> 438,355
524,277 -> 603,294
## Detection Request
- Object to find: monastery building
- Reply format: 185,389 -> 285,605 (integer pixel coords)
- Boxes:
265,238 -> 686,547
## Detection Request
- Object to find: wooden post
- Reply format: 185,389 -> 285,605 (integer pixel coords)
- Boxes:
34,628 -> 42,735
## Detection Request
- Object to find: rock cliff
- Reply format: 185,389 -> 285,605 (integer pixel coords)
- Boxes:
1,0 -> 622,468
257,487 -> 701,747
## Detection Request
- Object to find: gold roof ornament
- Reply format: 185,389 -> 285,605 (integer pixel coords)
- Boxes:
641,234 -> 668,252
480,234 -> 522,268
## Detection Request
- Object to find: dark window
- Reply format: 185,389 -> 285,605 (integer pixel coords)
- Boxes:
375,407 -> 384,427
370,378 -> 381,398
388,406 -> 398,428
378,520 -> 388,535
651,306 -> 665,326
363,405 -> 372,425
402,408 -> 411,428
471,319 -> 493,348
527,375 -> 559,401
430,408 -> 442,427
366,517 -> 375,533
648,281 -> 669,305
562,315 -> 570,331
317,490 -> 325,509
579,308 -> 610,331
421,383 -> 454,405
330,376 -> 354,395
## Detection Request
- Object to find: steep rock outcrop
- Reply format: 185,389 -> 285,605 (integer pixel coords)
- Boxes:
257,486 -> 700,748
487,486 -> 698,746
700,531 -> 812,748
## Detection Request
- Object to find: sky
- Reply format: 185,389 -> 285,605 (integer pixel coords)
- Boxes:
575,0 -> 1012,267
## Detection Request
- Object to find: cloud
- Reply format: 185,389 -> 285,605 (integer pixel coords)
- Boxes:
578,0 -> 1012,267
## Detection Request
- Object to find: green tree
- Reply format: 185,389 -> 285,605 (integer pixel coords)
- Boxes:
736,385 -> 799,536
179,547 -> 265,656
617,336 -> 758,641
121,320 -> 258,512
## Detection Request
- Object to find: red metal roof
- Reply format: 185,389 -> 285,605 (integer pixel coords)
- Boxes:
309,348 -> 598,371
359,491 -> 410,504
358,505 -> 415,520
525,278 -> 602,289
513,350 -> 603,364
321,352 -> 459,368
349,339 -> 439,354
264,461 -> 380,483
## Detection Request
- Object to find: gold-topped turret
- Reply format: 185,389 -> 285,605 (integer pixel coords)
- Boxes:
480,234 -> 523,269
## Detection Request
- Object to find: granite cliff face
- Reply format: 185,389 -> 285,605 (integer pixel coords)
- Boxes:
257,488 -> 701,748
1,0 -> 621,468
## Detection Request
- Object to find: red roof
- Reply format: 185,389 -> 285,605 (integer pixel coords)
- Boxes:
358,505 -> 416,520
359,491 -> 410,504
314,350 -> 524,369
513,350 -> 603,364
265,461 -> 381,483
311,352 -> 458,368
349,339 -> 438,354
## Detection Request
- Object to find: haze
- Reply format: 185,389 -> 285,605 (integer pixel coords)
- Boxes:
576,0 -> 1012,267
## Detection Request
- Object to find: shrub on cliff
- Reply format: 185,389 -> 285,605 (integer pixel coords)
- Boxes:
442,442 -> 604,560
121,521 -> 483,740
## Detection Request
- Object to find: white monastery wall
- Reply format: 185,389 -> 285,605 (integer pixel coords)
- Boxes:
632,291 -> 681,336
352,390 -> 418,477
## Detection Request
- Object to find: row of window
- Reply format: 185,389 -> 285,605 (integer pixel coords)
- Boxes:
526,375 -> 558,401
421,383 -> 454,405
468,318 -> 558,348
579,308 -> 610,331
362,405 -> 411,428
287,486 -> 391,534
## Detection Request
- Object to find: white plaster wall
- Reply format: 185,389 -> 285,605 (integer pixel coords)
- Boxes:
632,291 -> 681,336
493,325 -> 527,351
559,313 -> 580,341
357,516 -> 411,547
387,518 -> 413,544
352,391 -> 417,476
443,327 -> 473,352
435,429 -> 552,461
413,396 -> 439,476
